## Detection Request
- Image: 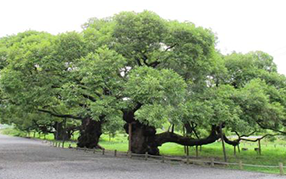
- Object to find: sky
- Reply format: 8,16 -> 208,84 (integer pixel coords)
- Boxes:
1,0 -> 286,74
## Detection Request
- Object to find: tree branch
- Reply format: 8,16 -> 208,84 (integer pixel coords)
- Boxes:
240,134 -> 277,142
38,109 -> 83,120
154,125 -> 220,147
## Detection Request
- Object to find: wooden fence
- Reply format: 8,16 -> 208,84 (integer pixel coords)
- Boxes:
46,140 -> 285,175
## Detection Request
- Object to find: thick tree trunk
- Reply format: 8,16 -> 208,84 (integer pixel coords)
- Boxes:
77,118 -> 102,148
123,104 -> 160,155
124,121 -> 159,155
53,122 -> 71,140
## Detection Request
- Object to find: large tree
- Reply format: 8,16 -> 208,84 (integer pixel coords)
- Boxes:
1,11 -> 286,155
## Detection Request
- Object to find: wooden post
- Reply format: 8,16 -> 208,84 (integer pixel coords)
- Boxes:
128,123 -> 132,157
279,162 -> 284,175
211,158 -> 215,167
62,118 -> 67,149
239,160 -> 243,170
102,149 -> 105,155
195,145 -> 199,158
145,152 -> 148,161
234,146 -> 236,157
258,139 -> 261,155
69,144 -> 72,148
56,122 -> 59,140
220,124 -> 227,162
114,150 -> 117,157
186,149 -> 190,164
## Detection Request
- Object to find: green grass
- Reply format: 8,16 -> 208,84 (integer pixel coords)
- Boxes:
99,133 -> 286,174
1,128 -> 285,174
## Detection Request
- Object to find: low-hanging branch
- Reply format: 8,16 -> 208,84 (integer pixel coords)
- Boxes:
223,135 -> 240,146
223,131 -> 278,147
154,125 -> 220,147
240,134 -> 278,142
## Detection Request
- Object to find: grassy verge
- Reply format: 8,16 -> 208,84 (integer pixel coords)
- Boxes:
1,128 -> 285,174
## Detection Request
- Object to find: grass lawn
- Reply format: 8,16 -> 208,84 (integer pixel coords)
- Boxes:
1,128 -> 285,174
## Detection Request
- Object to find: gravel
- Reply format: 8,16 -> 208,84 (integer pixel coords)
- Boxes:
0,134 -> 283,179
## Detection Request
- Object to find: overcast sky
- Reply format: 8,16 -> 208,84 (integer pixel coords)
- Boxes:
1,0 -> 285,74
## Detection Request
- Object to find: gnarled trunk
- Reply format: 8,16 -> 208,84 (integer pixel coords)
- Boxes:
77,118 -> 102,148
123,104 -> 159,155
124,121 -> 159,155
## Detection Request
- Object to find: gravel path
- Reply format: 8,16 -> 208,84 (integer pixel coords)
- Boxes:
0,134 -> 283,179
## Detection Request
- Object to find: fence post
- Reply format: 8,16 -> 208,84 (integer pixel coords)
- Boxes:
239,160 -> 243,170
234,146 -> 236,157
258,139 -> 261,155
279,162 -> 284,175
102,149 -> 105,155
145,152 -> 148,161
162,155 -> 165,163
186,151 -> 190,164
128,123 -> 132,155
220,124 -> 227,162
69,144 -> 71,148
211,158 -> 215,167
114,150 -> 117,157
195,145 -> 199,158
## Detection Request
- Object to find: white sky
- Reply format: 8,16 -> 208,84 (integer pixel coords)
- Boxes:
1,0 -> 286,74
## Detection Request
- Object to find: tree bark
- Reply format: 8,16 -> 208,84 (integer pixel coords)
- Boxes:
124,121 -> 159,155
77,118 -> 103,148
123,104 -> 159,155
154,125 -> 220,147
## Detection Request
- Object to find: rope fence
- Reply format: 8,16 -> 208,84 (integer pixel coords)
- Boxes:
46,140 -> 285,175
